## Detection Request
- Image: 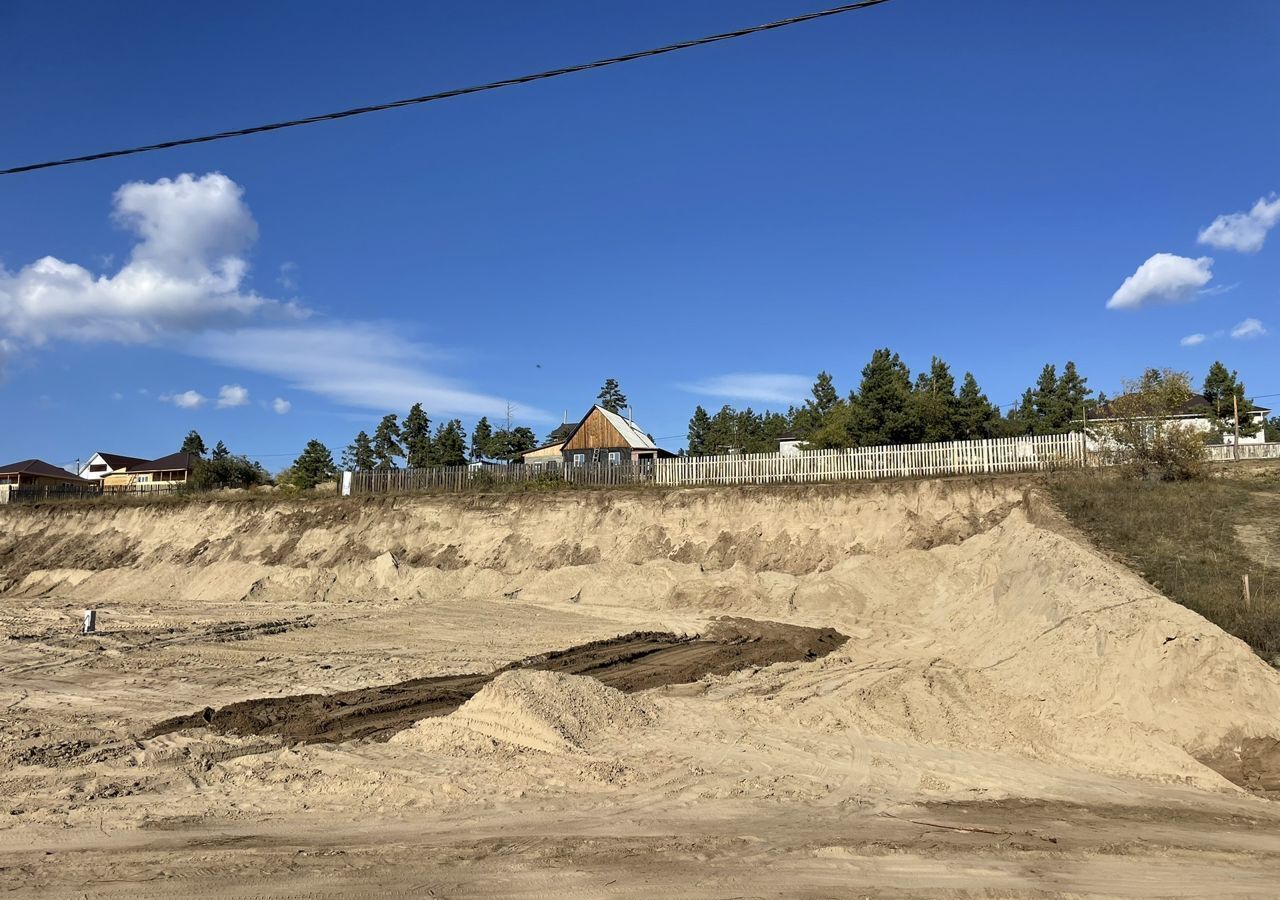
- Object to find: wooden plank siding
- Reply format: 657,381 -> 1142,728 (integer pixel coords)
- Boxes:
561,408 -> 629,453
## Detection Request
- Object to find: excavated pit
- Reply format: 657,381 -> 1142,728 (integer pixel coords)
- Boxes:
144,617 -> 845,744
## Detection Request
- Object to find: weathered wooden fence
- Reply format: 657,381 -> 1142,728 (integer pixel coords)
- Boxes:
0,486 -> 97,506
346,461 -> 655,494
2,484 -> 102,504
1205,442 -> 1280,462
344,433 -> 1087,494
655,433 -> 1084,486
1,482 -> 188,504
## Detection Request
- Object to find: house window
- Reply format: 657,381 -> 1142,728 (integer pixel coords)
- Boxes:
573,453 -> 585,466
608,451 -> 621,465
89,463 -> 108,472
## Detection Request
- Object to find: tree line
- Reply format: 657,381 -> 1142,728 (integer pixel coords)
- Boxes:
178,431 -> 271,489
338,404 -> 539,472
264,379 -> 632,490
176,363 -> 1271,491
686,351 -> 1265,455
339,379 -> 634,471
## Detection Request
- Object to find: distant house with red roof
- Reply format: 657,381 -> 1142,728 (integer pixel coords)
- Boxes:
0,459 -> 92,501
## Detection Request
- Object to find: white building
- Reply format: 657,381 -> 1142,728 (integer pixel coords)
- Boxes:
777,434 -> 804,456
1086,395 -> 1270,449
77,452 -> 148,481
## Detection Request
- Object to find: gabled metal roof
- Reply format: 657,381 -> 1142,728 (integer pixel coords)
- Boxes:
0,459 -> 88,480
594,406 -> 658,450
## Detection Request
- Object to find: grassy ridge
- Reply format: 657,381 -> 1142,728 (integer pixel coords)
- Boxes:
1047,465 -> 1280,662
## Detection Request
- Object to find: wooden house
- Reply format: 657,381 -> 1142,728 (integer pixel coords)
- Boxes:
560,406 -> 672,466
0,459 -> 92,489
522,441 -> 566,468
103,451 -> 200,490
78,451 -> 148,481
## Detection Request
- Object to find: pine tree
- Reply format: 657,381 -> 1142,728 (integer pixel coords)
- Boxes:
735,407 -> 768,452
687,405 -> 711,456
1030,364 -> 1060,434
543,422 -> 575,445
761,410 -> 792,448
471,417 -> 494,461
596,379 -> 628,413
1005,388 -> 1037,436
429,419 -> 468,466
1054,361 -> 1092,432
343,431 -> 375,470
955,372 -> 1000,440
488,426 -> 537,461
289,440 -> 336,490
211,440 -> 230,461
372,413 -> 403,470
180,430 -> 207,457
1203,361 -> 1258,437
909,356 -> 959,442
402,403 -> 432,468
809,371 -> 838,417
510,426 -> 538,459
705,405 -> 739,454
804,401 -> 855,449
850,349 -> 916,445
793,371 -> 841,439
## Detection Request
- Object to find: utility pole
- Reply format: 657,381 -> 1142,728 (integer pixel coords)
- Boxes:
505,402 -> 514,433
1233,393 -> 1241,462
1081,403 -> 1089,467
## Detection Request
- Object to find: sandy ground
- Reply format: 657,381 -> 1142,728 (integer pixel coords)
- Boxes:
2,479 -> 1279,897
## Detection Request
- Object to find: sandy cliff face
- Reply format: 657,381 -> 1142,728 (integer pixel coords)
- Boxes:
2,479 -> 1278,792
0,480 -> 1023,607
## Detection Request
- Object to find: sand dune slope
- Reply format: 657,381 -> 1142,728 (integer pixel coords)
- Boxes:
2,479 -> 1279,896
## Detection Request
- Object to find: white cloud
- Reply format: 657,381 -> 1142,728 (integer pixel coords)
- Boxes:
162,390 -> 207,409
1197,194 -> 1280,253
1231,318 -> 1267,340
1197,282 -> 1239,297
195,324 -> 552,421
277,261 -> 298,292
1106,253 -> 1214,310
0,174 -> 548,420
1179,333 -> 1206,347
216,384 -> 250,408
678,373 -> 812,405
0,338 -> 14,383
0,173 -> 303,361
110,391 -> 124,400
272,397 -> 291,415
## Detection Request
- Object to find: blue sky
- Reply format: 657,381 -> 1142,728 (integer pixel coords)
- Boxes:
1,0 -> 1277,468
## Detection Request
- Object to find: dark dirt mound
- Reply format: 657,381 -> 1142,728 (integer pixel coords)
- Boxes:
1197,734 -> 1280,795
145,617 -> 845,745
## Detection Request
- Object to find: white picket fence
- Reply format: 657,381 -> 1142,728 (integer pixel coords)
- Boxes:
1205,442 -> 1280,462
654,433 -> 1086,487
342,433 -> 1087,494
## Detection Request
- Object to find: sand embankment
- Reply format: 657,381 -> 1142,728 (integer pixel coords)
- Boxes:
2,479 -> 1278,793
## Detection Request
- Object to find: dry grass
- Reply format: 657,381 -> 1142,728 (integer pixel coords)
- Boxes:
1047,463 -> 1280,662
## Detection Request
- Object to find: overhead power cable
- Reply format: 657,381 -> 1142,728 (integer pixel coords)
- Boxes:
0,0 -> 894,176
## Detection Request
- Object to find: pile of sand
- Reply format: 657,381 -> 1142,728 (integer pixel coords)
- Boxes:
392,670 -> 656,755
5,481 -> 1280,791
